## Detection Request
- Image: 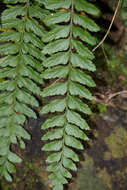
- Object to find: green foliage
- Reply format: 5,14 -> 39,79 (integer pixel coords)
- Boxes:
120,0 -> 127,25
0,0 -> 46,182
0,0 -> 100,188
40,0 -> 100,189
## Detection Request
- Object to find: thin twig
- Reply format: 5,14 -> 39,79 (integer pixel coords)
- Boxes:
106,90 -> 127,103
92,0 -> 121,52
94,90 -> 127,105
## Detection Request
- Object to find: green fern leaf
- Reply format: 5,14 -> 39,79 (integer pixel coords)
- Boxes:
73,13 -> 100,32
0,0 -> 45,181
43,52 -> 69,67
44,12 -> 71,25
74,0 -> 100,16
40,99 -> 66,114
42,82 -> 68,97
42,66 -> 69,79
41,0 -> 100,189
42,38 -> 70,54
42,115 -> 65,129
44,0 -> 71,10
73,26 -> 97,45
42,26 -> 70,42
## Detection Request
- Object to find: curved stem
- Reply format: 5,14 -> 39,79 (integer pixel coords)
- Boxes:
92,0 -> 121,52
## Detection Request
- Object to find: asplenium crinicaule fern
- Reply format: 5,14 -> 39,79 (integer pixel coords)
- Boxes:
0,0 -> 47,182
40,0 -> 100,189
0,0 -> 100,189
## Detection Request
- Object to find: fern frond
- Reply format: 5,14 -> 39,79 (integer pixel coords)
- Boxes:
0,0 -> 45,182
41,0 -> 100,189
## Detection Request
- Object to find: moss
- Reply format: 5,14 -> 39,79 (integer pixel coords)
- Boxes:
98,103 -> 107,114
94,129 -> 99,138
104,151 -> 112,160
81,153 -> 94,167
115,168 -> 127,180
97,168 -> 112,189
15,177 -> 21,183
105,127 -> 127,159
26,161 -> 38,171
77,165 -> 109,190
0,183 -> 12,190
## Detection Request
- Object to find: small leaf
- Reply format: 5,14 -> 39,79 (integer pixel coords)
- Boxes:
29,5 -> 49,21
13,113 -> 26,125
42,39 -> 69,55
26,18 -> 46,37
8,152 -> 22,163
46,152 -> 62,163
73,13 -> 100,32
42,128 -> 63,140
67,110 -> 90,130
1,18 -> 24,30
42,82 -> 67,97
41,115 -> 65,129
42,140 -> 62,151
74,0 -> 100,16
0,44 -> 19,55
0,118 -> 11,128
10,135 -> 17,144
22,43 -> 45,61
40,99 -> 66,114
0,128 -> 10,137
0,80 -> 16,91
70,68 -> 96,87
17,77 -> 41,95
0,55 -> 19,68
0,157 -> 5,165
69,81 -> 93,100
72,39 -> 94,59
63,146 -> 79,162
2,5 -> 26,20
0,31 -> 21,42
14,125 -> 30,140
19,64 -> 42,84
0,68 -> 17,79
53,183 -> 63,190
47,163 -> 58,172
60,166 -> 72,179
6,161 -> 16,174
71,53 -> 96,71
44,12 -> 70,25
49,173 -> 67,184
4,170 -> 12,182
4,0 -> 27,3
19,139 -> 26,149
68,95 -> 91,115
42,66 -> 69,79
21,54 -> 42,71
42,26 -> 70,42
16,89 -> 39,107
63,157 -> 77,171
15,102 -> 36,118
0,93 -> 14,104
24,32 -> 44,49
43,52 -> 69,68
65,123 -> 89,141
44,0 -> 71,10
65,135 -> 83,149
72,26 -> 97,45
